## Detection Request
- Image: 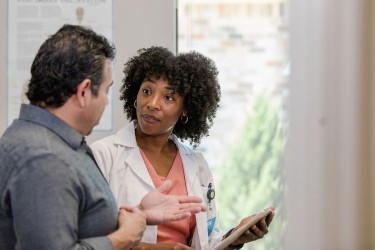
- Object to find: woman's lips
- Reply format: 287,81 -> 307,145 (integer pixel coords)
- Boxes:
142,114 -> 160,123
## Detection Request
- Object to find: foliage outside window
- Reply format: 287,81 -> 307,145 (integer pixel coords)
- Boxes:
215,97 -> 287,250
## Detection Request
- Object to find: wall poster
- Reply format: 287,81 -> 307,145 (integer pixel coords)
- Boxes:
7,0 -> 114,131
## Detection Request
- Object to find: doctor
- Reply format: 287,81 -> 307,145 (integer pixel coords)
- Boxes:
91,47 -> 275,250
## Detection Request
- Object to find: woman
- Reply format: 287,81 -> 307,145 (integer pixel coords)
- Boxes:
91,47 -> 275,250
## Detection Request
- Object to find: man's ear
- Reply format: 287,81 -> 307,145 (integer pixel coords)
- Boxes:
76,79 -> 91,108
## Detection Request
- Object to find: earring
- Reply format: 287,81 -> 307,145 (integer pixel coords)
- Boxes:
134,100 -> 137,108
180,114 -> 188,124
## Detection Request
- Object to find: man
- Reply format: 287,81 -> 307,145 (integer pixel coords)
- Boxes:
0,24 -> 206,250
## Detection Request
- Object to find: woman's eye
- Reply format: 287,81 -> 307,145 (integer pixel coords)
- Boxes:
165,95 -> 175,101
142,89 -> 151,94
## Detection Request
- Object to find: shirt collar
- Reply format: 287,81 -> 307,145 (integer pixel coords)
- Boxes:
19,104 -> 84,150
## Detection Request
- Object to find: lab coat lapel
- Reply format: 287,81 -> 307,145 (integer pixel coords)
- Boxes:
115,121 -> 155,189
174,138 -> 209,249
189,165 -> 209,250
125,148 -> 155,189
175,141 -> 199,193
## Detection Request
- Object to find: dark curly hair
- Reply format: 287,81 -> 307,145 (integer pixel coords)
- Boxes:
172,51 -> 221,147
120,46 -> 175,120
120,46 -> 220,148
26,24 -> 115,108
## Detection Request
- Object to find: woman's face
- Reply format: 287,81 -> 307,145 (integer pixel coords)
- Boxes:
135,77 -> 185,137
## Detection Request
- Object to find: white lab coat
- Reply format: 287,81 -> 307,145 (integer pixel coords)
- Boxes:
90,121 -> 224,250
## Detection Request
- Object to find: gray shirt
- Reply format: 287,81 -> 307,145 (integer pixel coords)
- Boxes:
0,104 -> 118,250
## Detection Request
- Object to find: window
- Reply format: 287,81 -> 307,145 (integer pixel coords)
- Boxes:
178,1 -> 289,249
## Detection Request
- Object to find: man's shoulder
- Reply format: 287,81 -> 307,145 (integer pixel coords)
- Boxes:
0,120 -> 75,170
1,121 -> 36,151
0,122 -> 78,194
1,119 -> 56,152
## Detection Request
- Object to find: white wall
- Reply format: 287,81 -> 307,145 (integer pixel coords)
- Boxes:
0,0 -> 176,143
286,0 -> 375,249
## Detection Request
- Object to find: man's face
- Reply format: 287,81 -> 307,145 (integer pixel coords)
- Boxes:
84,59 -> 113,135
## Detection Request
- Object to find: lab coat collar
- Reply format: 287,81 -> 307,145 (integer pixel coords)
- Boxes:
112,120 -> 201,191
113,121 -> 154,188
113,120 -> 199,156
113,120 -> 138,148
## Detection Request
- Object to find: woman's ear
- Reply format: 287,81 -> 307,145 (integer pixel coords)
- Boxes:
76,79 -> 91,107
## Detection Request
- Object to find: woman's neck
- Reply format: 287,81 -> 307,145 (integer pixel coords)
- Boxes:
135,128 -> 173,154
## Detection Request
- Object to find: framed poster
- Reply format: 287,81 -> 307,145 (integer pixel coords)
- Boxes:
7,0 -> 114,131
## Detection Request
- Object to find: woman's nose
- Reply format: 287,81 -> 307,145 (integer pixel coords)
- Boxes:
147,96 -> 161,110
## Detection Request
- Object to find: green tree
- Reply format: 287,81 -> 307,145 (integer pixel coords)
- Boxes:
214,96 -> 287,250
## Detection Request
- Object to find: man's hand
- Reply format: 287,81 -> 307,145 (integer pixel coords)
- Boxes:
121,180 -> 207,225
108,207 -> 147,250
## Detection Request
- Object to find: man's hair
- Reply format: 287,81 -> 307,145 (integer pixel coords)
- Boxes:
26,24 -> 115,108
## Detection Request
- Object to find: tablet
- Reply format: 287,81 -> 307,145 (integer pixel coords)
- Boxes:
212,208 -> 272,250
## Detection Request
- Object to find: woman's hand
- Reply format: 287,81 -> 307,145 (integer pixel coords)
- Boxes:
122,179 -> 207,225
228,207 -> 275,247
132,242 -> 193,250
